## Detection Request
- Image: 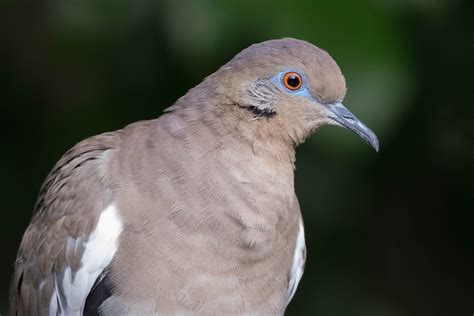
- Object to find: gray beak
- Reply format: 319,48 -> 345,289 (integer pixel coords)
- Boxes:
325,103 -> 379,152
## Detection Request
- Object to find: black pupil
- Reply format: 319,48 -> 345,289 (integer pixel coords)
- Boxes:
287,75 -> 300,88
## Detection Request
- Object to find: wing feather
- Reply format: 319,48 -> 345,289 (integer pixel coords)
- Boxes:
286,220 -> 306,306
9,132 -> 121,316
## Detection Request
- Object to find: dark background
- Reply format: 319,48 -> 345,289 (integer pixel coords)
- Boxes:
1,0 -> 473,315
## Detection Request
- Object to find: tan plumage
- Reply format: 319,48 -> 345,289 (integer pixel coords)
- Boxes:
10,38 -> 378,315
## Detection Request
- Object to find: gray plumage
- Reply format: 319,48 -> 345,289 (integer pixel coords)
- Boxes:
10,38 -> 378,315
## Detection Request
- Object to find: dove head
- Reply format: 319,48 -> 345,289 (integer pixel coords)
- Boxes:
212,38 -> 378,152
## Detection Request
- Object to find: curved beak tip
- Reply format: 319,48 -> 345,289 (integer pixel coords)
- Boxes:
370,135 -> 380,153
325,103 -> 380,153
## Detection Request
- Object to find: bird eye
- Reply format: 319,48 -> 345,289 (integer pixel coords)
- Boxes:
282,72 -> 303,91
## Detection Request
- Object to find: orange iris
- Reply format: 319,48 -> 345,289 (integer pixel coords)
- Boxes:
282,72 -> 303,91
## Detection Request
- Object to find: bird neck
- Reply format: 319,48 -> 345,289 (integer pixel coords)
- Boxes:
158,102 -> 299,233
168,90 -> 298,168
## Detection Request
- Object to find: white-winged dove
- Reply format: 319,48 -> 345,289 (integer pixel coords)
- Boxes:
10,38 -> 378,315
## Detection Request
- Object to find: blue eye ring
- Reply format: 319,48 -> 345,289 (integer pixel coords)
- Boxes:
270,69 -> 309,96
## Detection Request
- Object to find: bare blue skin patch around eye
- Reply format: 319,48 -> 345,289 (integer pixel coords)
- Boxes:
270,69 -> 314,100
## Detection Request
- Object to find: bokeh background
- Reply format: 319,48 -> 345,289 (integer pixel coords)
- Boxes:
1,0 -> 472,315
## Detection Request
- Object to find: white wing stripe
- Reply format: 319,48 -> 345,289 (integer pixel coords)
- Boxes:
50,203 -> 123,315
286,220 -> 306,305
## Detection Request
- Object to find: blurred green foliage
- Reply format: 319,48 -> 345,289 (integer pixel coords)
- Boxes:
1,0 -> 472,315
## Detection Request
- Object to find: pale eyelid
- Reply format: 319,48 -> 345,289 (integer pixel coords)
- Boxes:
270,70 -> 313,99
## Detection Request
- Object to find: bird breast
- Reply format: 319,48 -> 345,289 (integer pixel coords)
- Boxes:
105,113 -> 301,314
